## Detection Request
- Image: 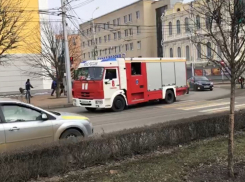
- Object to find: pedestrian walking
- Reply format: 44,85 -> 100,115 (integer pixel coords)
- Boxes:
241,76 -> 244,89
25,79 -> 33,99
51,79 -> 57,96
60,82 -> 66,96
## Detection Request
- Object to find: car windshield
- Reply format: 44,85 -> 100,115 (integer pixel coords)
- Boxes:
195,76 -> 209,81
75,67 -> 104,81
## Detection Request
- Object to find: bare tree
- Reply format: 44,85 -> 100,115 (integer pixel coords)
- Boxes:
0,0 -> 30,63
186,0 -> 245,177
23,22 -> 82,98
23,22 -> 65,98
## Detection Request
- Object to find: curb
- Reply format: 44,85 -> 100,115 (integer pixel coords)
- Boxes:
40,103 -> 73,110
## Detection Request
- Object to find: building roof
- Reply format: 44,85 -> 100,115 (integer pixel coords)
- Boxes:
80,0 -> 142,25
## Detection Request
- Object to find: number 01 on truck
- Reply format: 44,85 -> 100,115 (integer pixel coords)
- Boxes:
72,58 -> 188,112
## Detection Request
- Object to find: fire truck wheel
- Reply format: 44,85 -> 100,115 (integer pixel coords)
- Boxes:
112,96 -> 125,112
165,90 -> 175,104
85,107 -> 97,112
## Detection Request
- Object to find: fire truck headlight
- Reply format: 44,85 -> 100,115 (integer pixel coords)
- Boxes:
95,100 -> 103,105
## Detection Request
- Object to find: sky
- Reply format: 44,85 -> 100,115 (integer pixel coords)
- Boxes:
48,0 -> 193,27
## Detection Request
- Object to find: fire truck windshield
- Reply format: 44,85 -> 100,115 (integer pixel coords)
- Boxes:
76,67 -> 104,81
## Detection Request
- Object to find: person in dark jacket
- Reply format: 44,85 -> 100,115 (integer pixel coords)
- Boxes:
25,79 -> 33,98
51,80 -> 57,96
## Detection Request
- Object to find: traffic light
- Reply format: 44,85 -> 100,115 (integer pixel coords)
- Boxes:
70,57 -> 74,65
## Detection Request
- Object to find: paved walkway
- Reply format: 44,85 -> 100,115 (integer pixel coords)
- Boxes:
10,94 -> 72,109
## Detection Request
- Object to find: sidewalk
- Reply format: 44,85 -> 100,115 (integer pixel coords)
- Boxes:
10,94 -> 73,109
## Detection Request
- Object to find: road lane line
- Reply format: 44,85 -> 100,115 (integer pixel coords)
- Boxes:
201,104 -> 245,113
158,100 -> 205,109
179,102 -> 231,111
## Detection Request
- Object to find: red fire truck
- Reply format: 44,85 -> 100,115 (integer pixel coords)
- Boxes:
72,58 -> 188,112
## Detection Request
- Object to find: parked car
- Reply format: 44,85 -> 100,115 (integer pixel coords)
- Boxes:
187,76 -> 213,91
0,98 -> 93,151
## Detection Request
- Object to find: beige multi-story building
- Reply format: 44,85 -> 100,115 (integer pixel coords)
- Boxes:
80,0 -> 181,60
162,1 -> 226,80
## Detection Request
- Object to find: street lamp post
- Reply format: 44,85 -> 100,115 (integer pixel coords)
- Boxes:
92,7 -> 99,60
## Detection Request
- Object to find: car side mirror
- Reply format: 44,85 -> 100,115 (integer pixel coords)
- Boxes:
41,113 -> 48,120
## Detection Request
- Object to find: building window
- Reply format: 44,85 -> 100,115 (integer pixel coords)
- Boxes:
72,37 -> 76,45
83,42 -> 85,47
177,47 -> 181,57
88,40 -> 90,46
104,36 -> 107,42
99,37 -> 102,43
105,49 -> 107,55
197,43 -> 201,59
126,44 -> 129,51
104,23 -> 106,29
115,46 -> 117,53
130,43 -> 133,50
128,13 -> 132,22
129,28 -> 133,36
119,45 -> 121,52
109,48 -> 111,54
83,53 -> 85,59
196,15 -> 201,29
131,63 -> 141,75
169,22 -> 172,35
95,38 -> 98,44
136,11 -> 140,19
107,21 -> 110,29
118,31 -> 121,39
108,34 -> 111,41
186,46 -> 190,60
117,18 -> 120,25
88,52 -> 90,58
114,32 -> 117,40
87,29 -> 89,35
137,41 -> 141,50
124,15 -> 127,23
207,42 -> 212,57
125,29 -> 128,37
177,20 -> 181,34
90,27 -> 92,33
113,19 -> 116,26
170,48 -> 173,57
185,17 -> 189,32
206,13 -> 211,30
100,50 -> 102,56
137,26 -> 140,34
217,45 -> 221,57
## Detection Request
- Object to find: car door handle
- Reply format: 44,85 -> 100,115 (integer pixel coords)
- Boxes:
9,127 -> 20,131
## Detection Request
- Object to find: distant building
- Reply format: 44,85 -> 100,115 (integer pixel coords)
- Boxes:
0,0 -> 51,94
80,0 -> 181,60
162,1 -> 227,80
56,32 -> 82,78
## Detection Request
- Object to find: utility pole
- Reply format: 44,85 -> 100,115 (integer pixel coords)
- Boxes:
92,20 -> 97,60
92,7 -> 99,60
61,0 -> 72,103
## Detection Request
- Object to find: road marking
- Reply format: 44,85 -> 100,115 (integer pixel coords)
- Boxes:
200,104 -> 245,113
179,102 -> 231,111
158,100 -> 204,109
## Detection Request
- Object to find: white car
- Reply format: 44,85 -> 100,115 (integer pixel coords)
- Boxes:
0,98 -> 93,151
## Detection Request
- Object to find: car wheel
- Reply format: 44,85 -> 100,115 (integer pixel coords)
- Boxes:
186,88 -> 189,94
210,88 -> 213,91
85,107 -> 97,112
60,129 -> 83,141
165,90 -> 175,104
112,95 -> 126,112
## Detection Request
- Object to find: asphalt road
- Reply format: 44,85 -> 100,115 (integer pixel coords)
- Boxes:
54,87 -> 244,134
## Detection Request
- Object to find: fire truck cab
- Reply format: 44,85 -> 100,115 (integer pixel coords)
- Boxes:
72,57 -> 188,112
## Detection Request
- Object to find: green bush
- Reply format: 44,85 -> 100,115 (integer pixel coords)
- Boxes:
0,110 -> 245,182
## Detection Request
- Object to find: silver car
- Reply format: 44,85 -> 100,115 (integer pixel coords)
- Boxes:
0,98 -> 93,151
